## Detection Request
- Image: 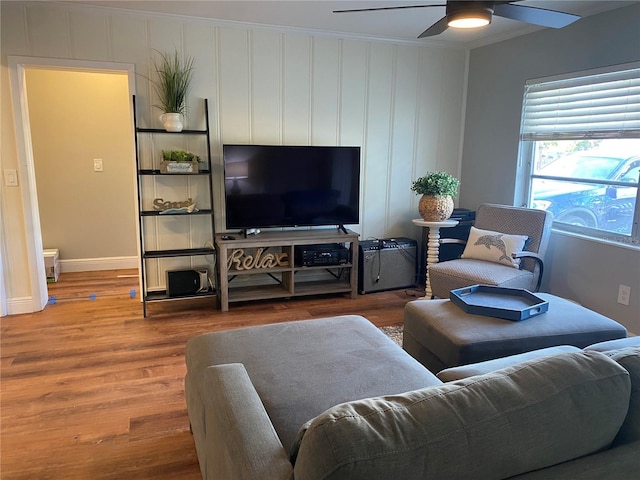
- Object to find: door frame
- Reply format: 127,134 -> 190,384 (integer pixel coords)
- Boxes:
6,56 -> 139,313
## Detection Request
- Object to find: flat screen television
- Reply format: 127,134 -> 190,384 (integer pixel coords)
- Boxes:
223,144 -> 361,230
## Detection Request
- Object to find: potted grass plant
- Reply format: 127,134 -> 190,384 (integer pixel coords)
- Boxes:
411,171 -> 460,221
152,50 -> 195,132
160,150 -> 200,173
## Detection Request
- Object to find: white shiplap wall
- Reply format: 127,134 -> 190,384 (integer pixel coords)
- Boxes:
1,1 -> 466,305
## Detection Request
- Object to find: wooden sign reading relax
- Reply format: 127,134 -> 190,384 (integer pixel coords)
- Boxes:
227,248 -> 289,270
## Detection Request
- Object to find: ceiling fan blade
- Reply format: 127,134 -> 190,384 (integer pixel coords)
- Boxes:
493,3 -> 580,28
418,16 -> 449,38
333,4 -> 444,14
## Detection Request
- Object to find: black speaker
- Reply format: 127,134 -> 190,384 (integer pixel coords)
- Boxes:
358,238 -> 417,294
166,269 -> 209,297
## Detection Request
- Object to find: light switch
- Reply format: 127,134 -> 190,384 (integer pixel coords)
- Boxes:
4,169 -> 18,186
93,158 -> 103,172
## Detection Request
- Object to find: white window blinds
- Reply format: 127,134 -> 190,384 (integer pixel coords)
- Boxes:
521,64 -> 640,140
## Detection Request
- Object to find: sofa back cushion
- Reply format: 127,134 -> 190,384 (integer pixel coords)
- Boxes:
610,347 -> 640,446
292,351 -> 630,480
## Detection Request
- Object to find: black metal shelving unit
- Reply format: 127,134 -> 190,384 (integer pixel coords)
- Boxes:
133,96 -> 216,317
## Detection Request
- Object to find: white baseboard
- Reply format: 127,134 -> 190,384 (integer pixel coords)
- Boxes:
60,256 -> 139,272
6,296 -> 39,315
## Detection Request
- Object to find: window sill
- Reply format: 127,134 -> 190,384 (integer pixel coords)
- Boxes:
550,227 -> 639,252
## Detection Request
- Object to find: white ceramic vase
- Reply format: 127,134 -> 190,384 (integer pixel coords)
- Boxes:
159,113 -> 183,132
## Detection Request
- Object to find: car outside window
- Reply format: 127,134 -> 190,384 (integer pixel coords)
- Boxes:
528,139 -> 640,238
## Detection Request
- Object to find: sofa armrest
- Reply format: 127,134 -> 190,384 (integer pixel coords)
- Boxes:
437,345 -> 581,382
202,363 -> 293,480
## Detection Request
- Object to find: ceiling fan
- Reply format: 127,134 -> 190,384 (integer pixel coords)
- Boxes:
333,1 -> 581,38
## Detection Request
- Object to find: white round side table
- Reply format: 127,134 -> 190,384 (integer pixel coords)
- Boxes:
412,218 -> 459,299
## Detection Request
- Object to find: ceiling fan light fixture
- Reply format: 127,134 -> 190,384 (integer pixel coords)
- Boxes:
447,8 -> 492,29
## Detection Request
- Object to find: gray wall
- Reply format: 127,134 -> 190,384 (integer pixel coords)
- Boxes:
26,68 -> 137,266
461,4 -> 640,333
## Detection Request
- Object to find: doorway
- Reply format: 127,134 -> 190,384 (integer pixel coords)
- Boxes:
6,57 -> 140,313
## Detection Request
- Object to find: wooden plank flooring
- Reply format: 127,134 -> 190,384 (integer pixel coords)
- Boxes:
0,269 -> 421,479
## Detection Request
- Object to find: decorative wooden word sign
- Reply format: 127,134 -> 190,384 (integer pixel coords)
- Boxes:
153,198 -> 195,211
227,248 -> 289,270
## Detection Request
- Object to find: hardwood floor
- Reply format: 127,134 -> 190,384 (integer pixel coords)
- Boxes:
0,269 -> 420,479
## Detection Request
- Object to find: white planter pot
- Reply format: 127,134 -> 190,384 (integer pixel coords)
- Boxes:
159,113 -> 183,132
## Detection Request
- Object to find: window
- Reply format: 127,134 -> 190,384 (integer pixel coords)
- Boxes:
519,63 -> 640,245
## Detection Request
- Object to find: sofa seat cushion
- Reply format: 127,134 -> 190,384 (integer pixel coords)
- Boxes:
509,441 -> 640,479
429,258 -> 534,299
585,336 -> 640,352
185,315 -> 441,453
292,351 -> 630,480
436,345 -> 581,382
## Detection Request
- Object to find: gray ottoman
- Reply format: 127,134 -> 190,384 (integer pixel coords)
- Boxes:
185,315 -> 441,459
404,293 -> 627,373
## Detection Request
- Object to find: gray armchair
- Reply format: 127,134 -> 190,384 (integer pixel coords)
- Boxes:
429,204 -> 553,299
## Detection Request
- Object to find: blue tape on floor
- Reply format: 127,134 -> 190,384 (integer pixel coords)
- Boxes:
47,291 -> 137,303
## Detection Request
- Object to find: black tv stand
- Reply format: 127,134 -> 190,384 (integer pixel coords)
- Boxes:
338,224 -> 348,234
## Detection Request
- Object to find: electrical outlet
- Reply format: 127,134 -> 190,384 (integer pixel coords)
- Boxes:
93,158 -> 103,172
617,284 -> 631,306
4,169 -> 18,186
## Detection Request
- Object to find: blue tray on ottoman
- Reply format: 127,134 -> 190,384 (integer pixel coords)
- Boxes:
450,285 -> 549,321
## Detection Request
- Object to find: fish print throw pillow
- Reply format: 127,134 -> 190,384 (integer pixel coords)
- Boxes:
461,227 -> 529,268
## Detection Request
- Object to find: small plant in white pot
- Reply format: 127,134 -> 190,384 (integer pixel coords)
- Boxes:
411,171 -> 460,221
152,50 -> 195,132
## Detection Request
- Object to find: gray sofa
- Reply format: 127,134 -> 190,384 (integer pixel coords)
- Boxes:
185,315 -> 640,480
